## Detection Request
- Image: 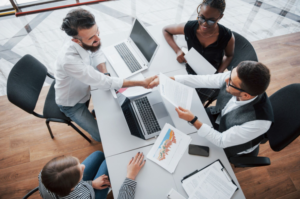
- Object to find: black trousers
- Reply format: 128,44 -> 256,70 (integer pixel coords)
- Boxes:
205,108 -> 260,157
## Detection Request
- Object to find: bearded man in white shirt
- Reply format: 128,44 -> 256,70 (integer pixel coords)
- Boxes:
149,61 -> 274,158
55,8 -> 156,142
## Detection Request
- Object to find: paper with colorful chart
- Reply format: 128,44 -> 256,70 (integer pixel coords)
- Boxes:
147,123 -> 192,173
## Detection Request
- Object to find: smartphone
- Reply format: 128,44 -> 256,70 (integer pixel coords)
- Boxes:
188,144 -> 209,157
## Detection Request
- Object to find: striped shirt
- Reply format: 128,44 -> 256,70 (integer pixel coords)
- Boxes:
39,173 -> 137,199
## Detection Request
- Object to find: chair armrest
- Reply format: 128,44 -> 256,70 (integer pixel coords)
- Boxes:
229,157 -> 270,167
47,73 -> 54,79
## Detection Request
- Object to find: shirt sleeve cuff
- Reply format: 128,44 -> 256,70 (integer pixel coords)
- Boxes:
123,178 -> 137,187
198,123 -> 212,137
110,77 -> 124,90
174,75 -> 186,84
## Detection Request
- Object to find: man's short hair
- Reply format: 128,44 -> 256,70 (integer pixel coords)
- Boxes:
237,61 -> 271,96
61,8 -> 95,37
41,155 -> 81,197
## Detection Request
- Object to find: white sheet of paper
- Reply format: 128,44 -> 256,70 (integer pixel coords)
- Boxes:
168,188 -> 187,199
159,73 -> 193,110
184,47 -> 217,75
147,123 -> 192,173
115,73 -> 152,98
182,161 -> 228,196
188,164 -> 237,199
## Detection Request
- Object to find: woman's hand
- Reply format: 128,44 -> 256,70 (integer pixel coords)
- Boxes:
92,174 -> 111,190
126,152 -> 146,180
176,50 -> 187,63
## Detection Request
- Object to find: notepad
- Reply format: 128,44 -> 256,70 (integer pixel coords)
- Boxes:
181,160 -> 238,199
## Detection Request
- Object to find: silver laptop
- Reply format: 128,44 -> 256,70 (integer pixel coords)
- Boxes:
103,19 -> 159,79
117,90 -> 174,140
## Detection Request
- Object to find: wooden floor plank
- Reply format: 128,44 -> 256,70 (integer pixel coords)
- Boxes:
267,151 -> 300,178
0,148 -> 30,169
0,178 -> 39,199
242,175 -> 297,199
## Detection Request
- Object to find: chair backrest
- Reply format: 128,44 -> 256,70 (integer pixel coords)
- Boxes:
228,31 -> 258,70
7,54 -> 47,114
267,84 -> 300,151
43,80 -> 70,121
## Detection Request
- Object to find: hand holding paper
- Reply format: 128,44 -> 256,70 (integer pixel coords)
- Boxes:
159,73 -> 194,110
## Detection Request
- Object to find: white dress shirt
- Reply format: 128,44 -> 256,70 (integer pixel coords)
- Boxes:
54,41 -> 123,106
175,72 -> 272,154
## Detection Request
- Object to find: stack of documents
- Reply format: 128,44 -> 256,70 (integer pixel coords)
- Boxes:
182,160 -> 237,199
147,123 -> 192,173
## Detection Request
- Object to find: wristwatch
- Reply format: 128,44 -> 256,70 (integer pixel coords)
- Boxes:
104,72 -> 111,76
188,116 -> 198,126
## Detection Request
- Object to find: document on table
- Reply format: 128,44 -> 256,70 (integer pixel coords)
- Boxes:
159,73 -> 193,110
188,168 -> 237,199
184,47 -> 216,75
182,160 -> 237,199
147,123 -> 192,173
182,161 -> 227,196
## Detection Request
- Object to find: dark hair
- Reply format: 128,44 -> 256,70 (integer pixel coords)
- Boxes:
197,0 -> 226,14
41,156 -> 81,197
61,8 -> 95,37
237,61 -> 271,96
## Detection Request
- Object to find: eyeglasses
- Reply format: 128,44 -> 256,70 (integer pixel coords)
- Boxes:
228,71 -> 247,93
197,15 -> 218,26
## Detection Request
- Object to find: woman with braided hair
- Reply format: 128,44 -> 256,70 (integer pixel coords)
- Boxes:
164,0 -> 234,73
163,0 -> 234,103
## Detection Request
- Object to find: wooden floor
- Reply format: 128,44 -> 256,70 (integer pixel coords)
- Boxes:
0,32 -> 300,199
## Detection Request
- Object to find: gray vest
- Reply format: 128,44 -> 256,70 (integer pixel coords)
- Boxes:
207,83 -> 274,157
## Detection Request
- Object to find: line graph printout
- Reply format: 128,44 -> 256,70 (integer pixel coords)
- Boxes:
147,123 -> 191,173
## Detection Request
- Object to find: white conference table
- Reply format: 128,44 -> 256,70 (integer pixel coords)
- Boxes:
106,134 -> 245,199
91,23 -> 245,199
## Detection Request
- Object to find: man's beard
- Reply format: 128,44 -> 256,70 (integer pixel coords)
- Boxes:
81,41 -> 101,52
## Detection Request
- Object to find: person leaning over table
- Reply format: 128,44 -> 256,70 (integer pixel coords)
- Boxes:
148,61 -> 274,158
163,0 -> 235,102
55,8 -> 157,143
39,151 -> 145,199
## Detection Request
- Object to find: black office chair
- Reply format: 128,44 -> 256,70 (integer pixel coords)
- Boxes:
230,84 -> 300,167
7,54 -> 91,143
204,31 -> 258,108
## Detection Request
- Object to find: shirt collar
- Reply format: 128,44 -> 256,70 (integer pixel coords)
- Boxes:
232,95 -> 258,105
72,41 -> 91,60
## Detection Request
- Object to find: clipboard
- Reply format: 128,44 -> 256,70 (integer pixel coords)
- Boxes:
181,159 -> 239,192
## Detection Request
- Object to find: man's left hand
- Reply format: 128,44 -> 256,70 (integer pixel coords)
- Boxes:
175,106 -> 195,122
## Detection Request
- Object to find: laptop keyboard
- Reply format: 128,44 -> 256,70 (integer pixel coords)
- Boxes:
115,43 -> 142,73
134,97 -> 161,135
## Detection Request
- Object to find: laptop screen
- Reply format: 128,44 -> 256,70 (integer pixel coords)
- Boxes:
130,19 -> 158,62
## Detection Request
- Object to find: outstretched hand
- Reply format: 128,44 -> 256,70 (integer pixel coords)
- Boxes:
126,152 -> 146,180
175,106 -> 195,122
147,76 -> 160,89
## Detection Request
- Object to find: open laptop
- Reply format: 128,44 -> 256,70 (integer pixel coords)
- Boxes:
116,90 -> 174,140
103,19 -> 159,79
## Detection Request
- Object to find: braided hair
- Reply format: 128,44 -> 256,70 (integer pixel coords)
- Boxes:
61,8 -> 96,37
197,0 -> 226,14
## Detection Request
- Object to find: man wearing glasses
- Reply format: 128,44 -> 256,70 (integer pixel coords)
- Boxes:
148,61 -> 274,157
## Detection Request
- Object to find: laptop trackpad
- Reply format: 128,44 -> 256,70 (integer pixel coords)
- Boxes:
152,102 -> 168,119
